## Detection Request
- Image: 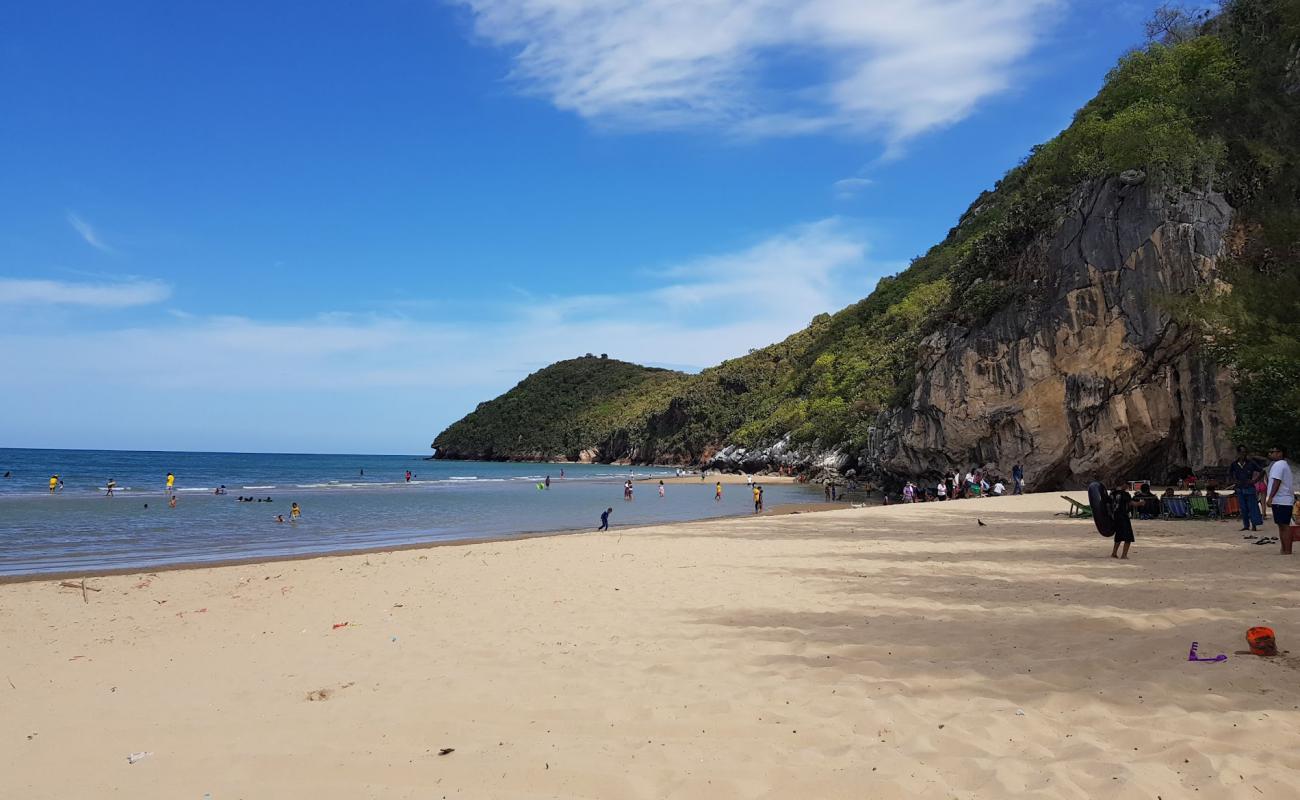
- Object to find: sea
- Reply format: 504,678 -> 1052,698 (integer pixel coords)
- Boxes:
0,448 -> 837,577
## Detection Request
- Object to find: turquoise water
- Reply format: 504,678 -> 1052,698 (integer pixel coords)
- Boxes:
0,449 -> 833,576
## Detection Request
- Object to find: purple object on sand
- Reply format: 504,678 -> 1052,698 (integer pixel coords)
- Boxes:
1187,641 -> 1227,663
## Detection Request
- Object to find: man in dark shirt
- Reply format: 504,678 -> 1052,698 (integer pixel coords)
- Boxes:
598,507 -> 612,531
1012,464 -> 1025,495
1228,445 -> 1263,531
1134,483 -> 1159,519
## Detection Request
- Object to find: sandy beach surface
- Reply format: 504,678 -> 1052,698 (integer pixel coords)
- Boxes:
2,493 -> 1298,799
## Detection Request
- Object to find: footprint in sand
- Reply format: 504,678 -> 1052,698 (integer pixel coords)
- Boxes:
305,681 -> 354,702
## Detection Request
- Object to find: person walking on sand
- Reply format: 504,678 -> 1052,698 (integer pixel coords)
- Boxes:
105,478 -> 116,497
658,479 -> 665,498
598,507 -> 612,531
1012,463 -> 1024,495
1265,445 -> 1294,555
291,502 -> 301,521
715,481 -> 722,502
1109,480 -> 1135,559
1229,446 -> 1263,532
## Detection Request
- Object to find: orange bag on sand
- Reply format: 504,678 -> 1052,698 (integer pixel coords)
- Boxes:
1247,626 -> 1277,657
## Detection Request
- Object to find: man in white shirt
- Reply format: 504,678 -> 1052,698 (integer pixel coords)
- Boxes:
1265,445 -> 1294,555
992,481 -> 1006,496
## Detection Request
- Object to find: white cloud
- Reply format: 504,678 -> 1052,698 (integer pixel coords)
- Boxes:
0,278 -> 171,308
833,177 -> 874,199
0,220 -> 888,397
67,212 -> 114,253
455,0 -> 1057,144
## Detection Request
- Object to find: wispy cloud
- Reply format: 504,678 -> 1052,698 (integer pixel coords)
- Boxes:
833,177 -> 874,199
67,212 -> 114,253
0,220 -> 890,394
0,278 -> 170,308
455,0 -> 1057,145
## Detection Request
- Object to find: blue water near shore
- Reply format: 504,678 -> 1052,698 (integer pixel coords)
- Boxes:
0,449 -> 833,576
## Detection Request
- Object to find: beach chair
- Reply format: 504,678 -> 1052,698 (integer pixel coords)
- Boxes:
1061,496 -> 1092,518
1189,496 -> 1211,517
1163,498 -> 1190,519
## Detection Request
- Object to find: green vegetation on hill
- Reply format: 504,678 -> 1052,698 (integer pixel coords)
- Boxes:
437,0 -> 1300,463
433,356 -> 689,460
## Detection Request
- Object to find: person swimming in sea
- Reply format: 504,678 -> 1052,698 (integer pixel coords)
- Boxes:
274,514 -> 285,524
168,494 -> 177,509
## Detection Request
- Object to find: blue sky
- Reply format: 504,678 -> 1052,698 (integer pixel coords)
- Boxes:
1,0 -> 1165,454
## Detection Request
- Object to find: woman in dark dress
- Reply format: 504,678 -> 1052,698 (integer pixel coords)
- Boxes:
1110,480 -> 1135,559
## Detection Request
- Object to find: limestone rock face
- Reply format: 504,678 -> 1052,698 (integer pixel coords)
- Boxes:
864,177 -> 1237,487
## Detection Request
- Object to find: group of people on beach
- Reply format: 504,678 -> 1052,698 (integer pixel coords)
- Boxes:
1227,444 -> 1295,554
894,465 -> 1023,504
1107,444 -> 1295,559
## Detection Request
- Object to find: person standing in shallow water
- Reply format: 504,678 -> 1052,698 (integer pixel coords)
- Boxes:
715,481 -> 722,502
1109,480 -> 1134,559
658,480 -> 665,498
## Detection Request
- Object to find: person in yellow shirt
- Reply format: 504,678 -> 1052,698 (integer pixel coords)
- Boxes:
165,472 -> 175,493
290,502 -> 301,521
715,481 -> 722,502
49,475 -> 59,493
752,485 -> 761,513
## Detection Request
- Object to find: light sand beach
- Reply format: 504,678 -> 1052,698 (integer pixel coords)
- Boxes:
2,493 -> 1298,799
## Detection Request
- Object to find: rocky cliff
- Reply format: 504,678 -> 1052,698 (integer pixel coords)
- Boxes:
434,0 -> 1298,488
862,176 -> 1236,486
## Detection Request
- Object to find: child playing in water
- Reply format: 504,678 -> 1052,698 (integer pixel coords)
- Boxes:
1110,480 -> 1134,559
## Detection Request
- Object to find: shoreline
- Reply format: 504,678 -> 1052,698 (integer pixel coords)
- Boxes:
0,498 -> 857,585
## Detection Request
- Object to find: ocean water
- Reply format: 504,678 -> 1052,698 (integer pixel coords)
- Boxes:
0,449 -> 835,576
